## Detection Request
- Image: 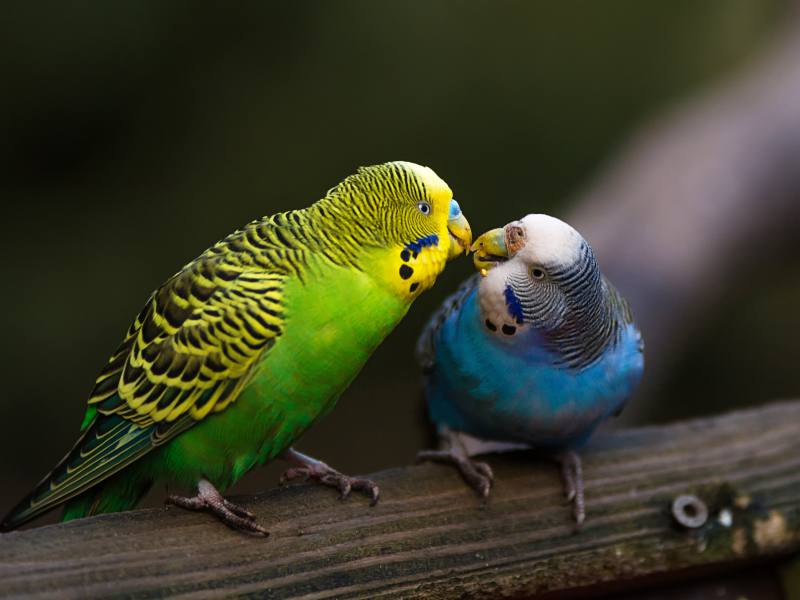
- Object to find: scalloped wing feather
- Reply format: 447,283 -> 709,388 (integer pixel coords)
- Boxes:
91,255 -> 286,428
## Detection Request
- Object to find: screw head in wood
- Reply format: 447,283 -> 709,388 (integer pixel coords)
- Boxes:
671,495 -> 708,528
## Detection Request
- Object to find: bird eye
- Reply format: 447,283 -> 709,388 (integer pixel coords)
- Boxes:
530,267 -> 547,281
416,201 -> 432,216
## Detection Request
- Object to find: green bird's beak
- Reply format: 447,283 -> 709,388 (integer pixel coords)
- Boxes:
446,199 -> 472,260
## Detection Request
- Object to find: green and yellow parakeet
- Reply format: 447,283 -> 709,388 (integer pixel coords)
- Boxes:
1,161 -> 472,535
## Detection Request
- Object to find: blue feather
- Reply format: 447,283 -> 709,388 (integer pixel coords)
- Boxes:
503,285 -> 524,325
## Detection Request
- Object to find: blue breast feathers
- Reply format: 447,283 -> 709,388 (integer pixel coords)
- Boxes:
423,289 -> 644,449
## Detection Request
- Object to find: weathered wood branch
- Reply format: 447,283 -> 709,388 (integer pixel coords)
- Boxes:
2,400 -> 800,599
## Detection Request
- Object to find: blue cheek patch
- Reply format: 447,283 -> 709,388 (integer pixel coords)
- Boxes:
449,199 -> 462,220
504,286 -> 524,325
405,234 -> 439,257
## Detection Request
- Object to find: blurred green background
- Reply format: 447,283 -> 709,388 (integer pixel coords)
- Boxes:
2,0 -> 797,527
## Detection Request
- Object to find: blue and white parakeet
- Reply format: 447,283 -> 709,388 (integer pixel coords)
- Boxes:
416,214 -> 644,524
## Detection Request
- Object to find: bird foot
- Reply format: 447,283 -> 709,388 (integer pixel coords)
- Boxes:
416,449 -> 494,507
552,450 -> 585,527
165,478 -> 269,536
278,448 -> 380,507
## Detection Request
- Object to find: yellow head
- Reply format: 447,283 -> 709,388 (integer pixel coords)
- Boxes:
330,161 -> 471,259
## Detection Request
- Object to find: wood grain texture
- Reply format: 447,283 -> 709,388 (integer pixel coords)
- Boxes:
2,400 -> 800,600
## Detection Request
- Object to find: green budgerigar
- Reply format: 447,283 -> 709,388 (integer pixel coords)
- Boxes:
2,161 -> 472,535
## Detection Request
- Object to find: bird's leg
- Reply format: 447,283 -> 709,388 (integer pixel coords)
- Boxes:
278,448 -> 380,507
416,429 -> 494,507
551,450 -> 585,526
165,478 -> 269,535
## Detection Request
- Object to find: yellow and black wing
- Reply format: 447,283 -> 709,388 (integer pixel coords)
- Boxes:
95,256 -> 285,428
1,227 -> 293,530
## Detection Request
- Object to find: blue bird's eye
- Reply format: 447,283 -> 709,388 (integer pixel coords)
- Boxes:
416,201 -> 432,216
530,267 -> 547,281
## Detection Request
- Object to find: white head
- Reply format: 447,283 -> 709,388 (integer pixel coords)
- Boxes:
511,214 -> 583,267
470,214 -> 600,336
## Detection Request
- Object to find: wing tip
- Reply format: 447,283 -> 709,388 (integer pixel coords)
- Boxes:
0,496 -> 45,533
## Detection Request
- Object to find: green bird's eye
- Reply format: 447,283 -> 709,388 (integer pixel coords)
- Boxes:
416,201 -> 432,216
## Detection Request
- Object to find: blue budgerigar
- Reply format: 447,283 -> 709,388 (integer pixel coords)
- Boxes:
416,214 -> 644,523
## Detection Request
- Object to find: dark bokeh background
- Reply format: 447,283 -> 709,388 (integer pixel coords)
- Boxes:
2,0 -> 797,528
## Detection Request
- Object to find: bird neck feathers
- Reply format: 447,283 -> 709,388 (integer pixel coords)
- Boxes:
479,244 -> 629,371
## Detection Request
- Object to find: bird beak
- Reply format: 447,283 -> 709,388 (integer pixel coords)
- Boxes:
470,228 -> 508,276
446,199 -> 472,260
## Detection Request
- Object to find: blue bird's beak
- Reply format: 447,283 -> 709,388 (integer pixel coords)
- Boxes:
471,228 -> 508,275
446,199 -> 472,260
471,223 -> 526,275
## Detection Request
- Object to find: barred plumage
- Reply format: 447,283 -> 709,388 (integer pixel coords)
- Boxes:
507,241 -> 638,370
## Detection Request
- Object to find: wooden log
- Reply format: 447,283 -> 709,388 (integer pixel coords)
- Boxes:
2,400 -> 800,599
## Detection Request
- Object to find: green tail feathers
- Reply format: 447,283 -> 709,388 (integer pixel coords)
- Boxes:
0,465 -> 153,531
0,413 -> 157,532
60,473 -> 153,523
